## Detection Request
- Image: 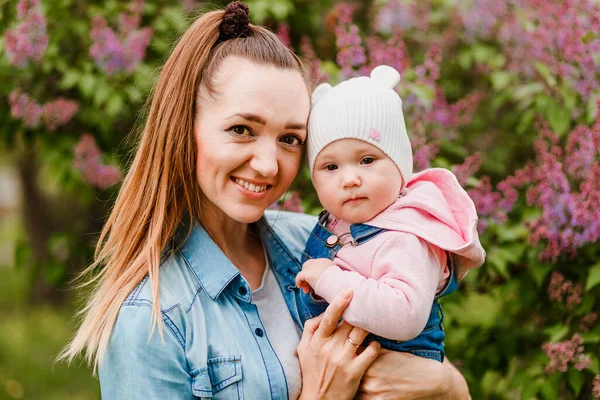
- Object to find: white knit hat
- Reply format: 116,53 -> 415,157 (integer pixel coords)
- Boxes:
307,65 -> 413,186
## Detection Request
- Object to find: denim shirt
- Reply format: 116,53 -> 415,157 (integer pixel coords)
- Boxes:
99,210 -> 317,399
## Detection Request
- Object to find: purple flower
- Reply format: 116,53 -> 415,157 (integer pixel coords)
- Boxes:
593,374 -> 600,398
281,192 -> 304,213
465,0 -> 600,96
4,0 -> 48,67
9,90 -> 79,131
453,153 -> 482,187
9,90 -> 43,127
542,333 -> 591,374
42,99 -> 80,132
74,134 -> 122,189
276,22 -> 291,48
478,119 -> 600,260
89,0 -> 153,75
300,37 -> 329,84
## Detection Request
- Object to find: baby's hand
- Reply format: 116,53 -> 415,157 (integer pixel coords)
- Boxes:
295,258 -> 334,294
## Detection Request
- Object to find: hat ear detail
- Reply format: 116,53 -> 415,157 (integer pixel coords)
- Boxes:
370,65 -> 401,89
311,83 -> 332,104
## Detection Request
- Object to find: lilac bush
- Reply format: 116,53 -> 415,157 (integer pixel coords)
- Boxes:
4,0 -> 48,67
89,0 -> 153,75
294,1 -> 600,397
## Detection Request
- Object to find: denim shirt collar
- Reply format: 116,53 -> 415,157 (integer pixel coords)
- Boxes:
175,216 -> 300,301
176,217 -> 241,300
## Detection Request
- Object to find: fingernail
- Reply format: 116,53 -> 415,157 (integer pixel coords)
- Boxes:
341,289 -> 352,300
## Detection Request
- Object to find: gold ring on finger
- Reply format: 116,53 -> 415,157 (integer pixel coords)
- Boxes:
347,337 -> 360,348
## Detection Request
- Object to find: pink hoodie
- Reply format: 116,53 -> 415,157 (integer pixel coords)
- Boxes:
313,168 -> 486,341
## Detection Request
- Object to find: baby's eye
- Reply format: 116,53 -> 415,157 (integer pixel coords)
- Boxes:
325,164 -> 338,171
229,125 -> 252,136
361,157 -> 375,165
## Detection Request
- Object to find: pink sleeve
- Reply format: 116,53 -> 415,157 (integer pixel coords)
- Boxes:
313,233 -> 445,341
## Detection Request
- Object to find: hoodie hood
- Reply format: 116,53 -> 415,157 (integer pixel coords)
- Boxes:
367,168 -> 486,279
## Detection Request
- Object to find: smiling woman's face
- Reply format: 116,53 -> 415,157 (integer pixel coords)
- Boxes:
194,57 -> 310,224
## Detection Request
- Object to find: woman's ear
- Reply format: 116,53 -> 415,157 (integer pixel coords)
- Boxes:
311,83 -> 332,105
370,65 -> 401,89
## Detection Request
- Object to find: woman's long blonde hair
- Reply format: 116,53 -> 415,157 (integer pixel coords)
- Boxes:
58,7 -> 307,371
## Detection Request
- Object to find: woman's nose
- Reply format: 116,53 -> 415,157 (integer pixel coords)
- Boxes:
249,141 -> 278,178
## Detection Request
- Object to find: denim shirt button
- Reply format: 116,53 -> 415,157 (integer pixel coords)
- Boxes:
326,235 -> 338,247
238,286 -> 247,296
255,328 -> 264,337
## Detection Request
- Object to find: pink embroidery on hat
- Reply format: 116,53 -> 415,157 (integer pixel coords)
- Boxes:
369,128 -> 381,142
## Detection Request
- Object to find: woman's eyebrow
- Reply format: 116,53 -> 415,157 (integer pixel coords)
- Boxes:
285,122 -> 307,130
226,113 -> 306,130
227,113 -> 266,125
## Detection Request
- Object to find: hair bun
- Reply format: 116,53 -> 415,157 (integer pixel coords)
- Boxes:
219,1 -> 250,41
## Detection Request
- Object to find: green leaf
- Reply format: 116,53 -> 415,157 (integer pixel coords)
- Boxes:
496,224 -> 528,242
521,382 -> 539,399
411,84 -> 435,108
125,86 -> 142,103
490,71 -> 512,91
79,74 -> 96,98
582,31 -> 595,44
270,0 -> 294,20
587,94 -> 599,124
247,0 -> 269,22
445,293 -> 502,328
487,247 -> 510,279
580,332 -> 600,344
93,84 -> 111,107
566,368 -> 584,396
590,353 -> 600,374
547,106 -> 571,136
529,263 -> 553,288
534,62 -> 557,87
538,376 -> 559,400
106,94 -> 124,117
472,44 -> 495,64
585,261 -> 600,291
60,70 -> 80,89
457,50 -> 473,70
559,86 -> 577,111
543,324 -> 569,342
516,109 -> 536,134
513,82 -> 545,102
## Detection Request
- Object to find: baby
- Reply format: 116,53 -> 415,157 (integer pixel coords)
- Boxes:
295,65 -> 486,362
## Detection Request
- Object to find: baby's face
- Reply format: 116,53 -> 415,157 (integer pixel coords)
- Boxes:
312,139 -> 403,224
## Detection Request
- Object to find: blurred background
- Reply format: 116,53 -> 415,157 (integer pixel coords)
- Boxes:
1,0 -> 599,398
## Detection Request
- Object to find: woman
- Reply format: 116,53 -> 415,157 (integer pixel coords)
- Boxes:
60,2 -> 470,398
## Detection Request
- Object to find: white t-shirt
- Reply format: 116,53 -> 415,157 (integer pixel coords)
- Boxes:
252,258 -> 303,400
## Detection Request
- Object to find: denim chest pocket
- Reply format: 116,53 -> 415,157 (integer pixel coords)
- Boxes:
191,356 -> 244,399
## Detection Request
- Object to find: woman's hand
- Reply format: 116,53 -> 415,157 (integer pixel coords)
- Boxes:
355,350 -> 470,400
298,289 -> 381,400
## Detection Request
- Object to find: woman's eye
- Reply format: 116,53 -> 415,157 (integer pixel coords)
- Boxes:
230,125 -> 251,136
361,157 -> 375,165
325,164 -> 338,171
280,134 -> 304,146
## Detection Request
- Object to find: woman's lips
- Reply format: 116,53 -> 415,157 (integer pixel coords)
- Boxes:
231,177 -> 271,199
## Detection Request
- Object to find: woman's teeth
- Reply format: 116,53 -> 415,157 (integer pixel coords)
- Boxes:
235,178 -> 268,193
